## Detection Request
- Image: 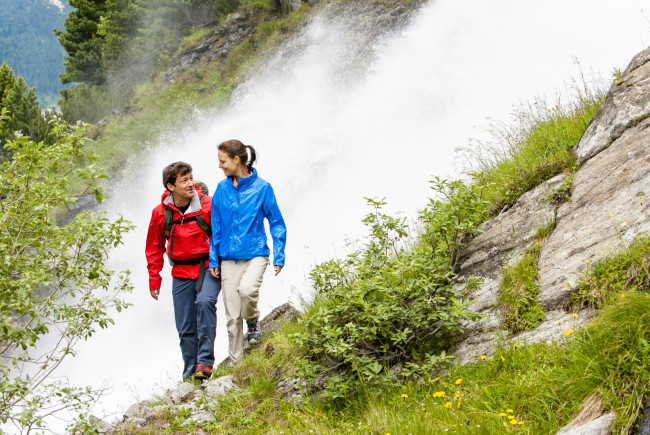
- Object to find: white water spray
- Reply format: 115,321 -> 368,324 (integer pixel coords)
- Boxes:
55,0 -> 648,425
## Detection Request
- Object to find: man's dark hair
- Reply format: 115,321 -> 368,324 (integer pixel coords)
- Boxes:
162,162 -> 192,190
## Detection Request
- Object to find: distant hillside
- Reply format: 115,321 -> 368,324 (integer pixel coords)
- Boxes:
0,0 -> 70,108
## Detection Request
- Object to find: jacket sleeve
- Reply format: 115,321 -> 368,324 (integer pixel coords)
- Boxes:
145,206 -> 166,291
262,184 -> 287,267
209,188 -> 221,269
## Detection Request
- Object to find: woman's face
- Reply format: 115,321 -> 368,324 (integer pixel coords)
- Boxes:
218,150 -> 240,177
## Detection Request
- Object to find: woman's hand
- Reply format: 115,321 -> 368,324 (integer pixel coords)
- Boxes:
274,265 -> 282,276
209,267 -> 220,278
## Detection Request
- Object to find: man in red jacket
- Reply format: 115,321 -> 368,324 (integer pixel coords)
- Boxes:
145,162 -> 220,381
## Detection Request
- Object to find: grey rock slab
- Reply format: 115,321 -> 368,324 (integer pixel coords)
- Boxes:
123,400 -> 157,419
452,310 -> 592,366
204,375 -> 236,397
637,399 -> 650,434
124,417 -> 147,427
459,174 -> 564,278
556,412 -> 616,435
185,410 -> 216,424
574,47 -> 650,164
167,381 -> 196,404
538,117 -> 650,309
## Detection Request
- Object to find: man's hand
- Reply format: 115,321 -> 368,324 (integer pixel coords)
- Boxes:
209,267 -> 220,278
150,288 -> 160,300
274,265 -> 282,276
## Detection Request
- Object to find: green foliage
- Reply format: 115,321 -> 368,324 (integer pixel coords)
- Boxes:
544,172 -> 575,205
420,177 -> 491,272
571,233 -> 650,309
58,83 -> 129,124
466,86 -> 604,214
498,243 -> 545,334
55,0 -> 109,86
0,63 -> 56,161
583,292 -> 650,432
292,179 -> 488,402
0,111 -> 133,431
498,219 -> 557,334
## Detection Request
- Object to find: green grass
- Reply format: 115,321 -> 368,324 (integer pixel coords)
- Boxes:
572,232 -> 650,308
498,219 -> 556,334
467,86 -> 604,214
138,291 -> 650,434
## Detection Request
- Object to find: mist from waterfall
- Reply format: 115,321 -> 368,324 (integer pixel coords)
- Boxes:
53,0 -> 649,425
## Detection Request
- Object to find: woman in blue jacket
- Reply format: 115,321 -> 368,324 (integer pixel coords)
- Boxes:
208,139 -> 286,364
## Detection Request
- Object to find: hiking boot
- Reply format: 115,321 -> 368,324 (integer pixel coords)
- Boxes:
193,363 -> 213,381
246,319 -> 261,345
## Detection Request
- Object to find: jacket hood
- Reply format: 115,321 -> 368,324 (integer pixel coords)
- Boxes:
161,185 -> 204,213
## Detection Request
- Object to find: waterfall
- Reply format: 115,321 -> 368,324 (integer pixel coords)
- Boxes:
55,0 -> 649,425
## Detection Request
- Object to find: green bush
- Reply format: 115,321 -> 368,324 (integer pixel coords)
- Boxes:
0,111 -> 133,431
292,179 -> 489,401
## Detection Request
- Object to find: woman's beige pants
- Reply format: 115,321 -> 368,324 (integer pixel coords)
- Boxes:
221,256 -> 269,362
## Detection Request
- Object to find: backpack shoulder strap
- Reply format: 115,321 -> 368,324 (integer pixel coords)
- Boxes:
164,206 -> 173,239
194,195 -> 211,236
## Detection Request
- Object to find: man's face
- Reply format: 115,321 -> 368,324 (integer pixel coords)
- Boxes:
166,171 -> 195,203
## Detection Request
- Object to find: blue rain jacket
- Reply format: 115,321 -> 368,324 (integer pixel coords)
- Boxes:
209,168 -> 286,268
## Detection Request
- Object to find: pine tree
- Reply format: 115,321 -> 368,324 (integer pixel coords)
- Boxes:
0,63 -> 49,161
54,0 -> 109,86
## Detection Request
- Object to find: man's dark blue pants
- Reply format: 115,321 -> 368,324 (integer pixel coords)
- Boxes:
172,273 -> 220,379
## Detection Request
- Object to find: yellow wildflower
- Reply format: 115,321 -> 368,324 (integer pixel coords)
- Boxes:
518,421 -> 524,425
564,329 -> 573,337
401,394 -> 408,399
457,402 -> 461,409
480,355 -> 487,360
510,419 -> 518,425
500,356 -> 505,362
422,408 -> 426,411
455,378 -> 463,385
433,377 -> 440,382
508,415 -> 514,420
621,293 -> 626,298
499,413 -> 507,417
433,391 -> 445,398
557,320 -> 562,324
445,402 -> 453,408
506,409 -> 513,413
455,393 -> 460,398
573,313 -> 578,318
514,343 -> 519,348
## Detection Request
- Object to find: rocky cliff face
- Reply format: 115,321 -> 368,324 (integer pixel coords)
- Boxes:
453,46 -> 650,366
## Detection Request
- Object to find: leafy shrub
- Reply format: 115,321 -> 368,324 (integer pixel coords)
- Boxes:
292,178 -> 489,401
0,111 -> 133,430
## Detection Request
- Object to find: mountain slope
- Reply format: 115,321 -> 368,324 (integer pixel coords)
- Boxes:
0,0 -> 70,107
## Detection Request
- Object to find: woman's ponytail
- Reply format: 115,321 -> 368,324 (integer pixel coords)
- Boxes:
246,145 -> 257,170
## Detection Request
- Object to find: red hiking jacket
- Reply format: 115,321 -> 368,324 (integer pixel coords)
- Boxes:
145,186 -> 211,291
